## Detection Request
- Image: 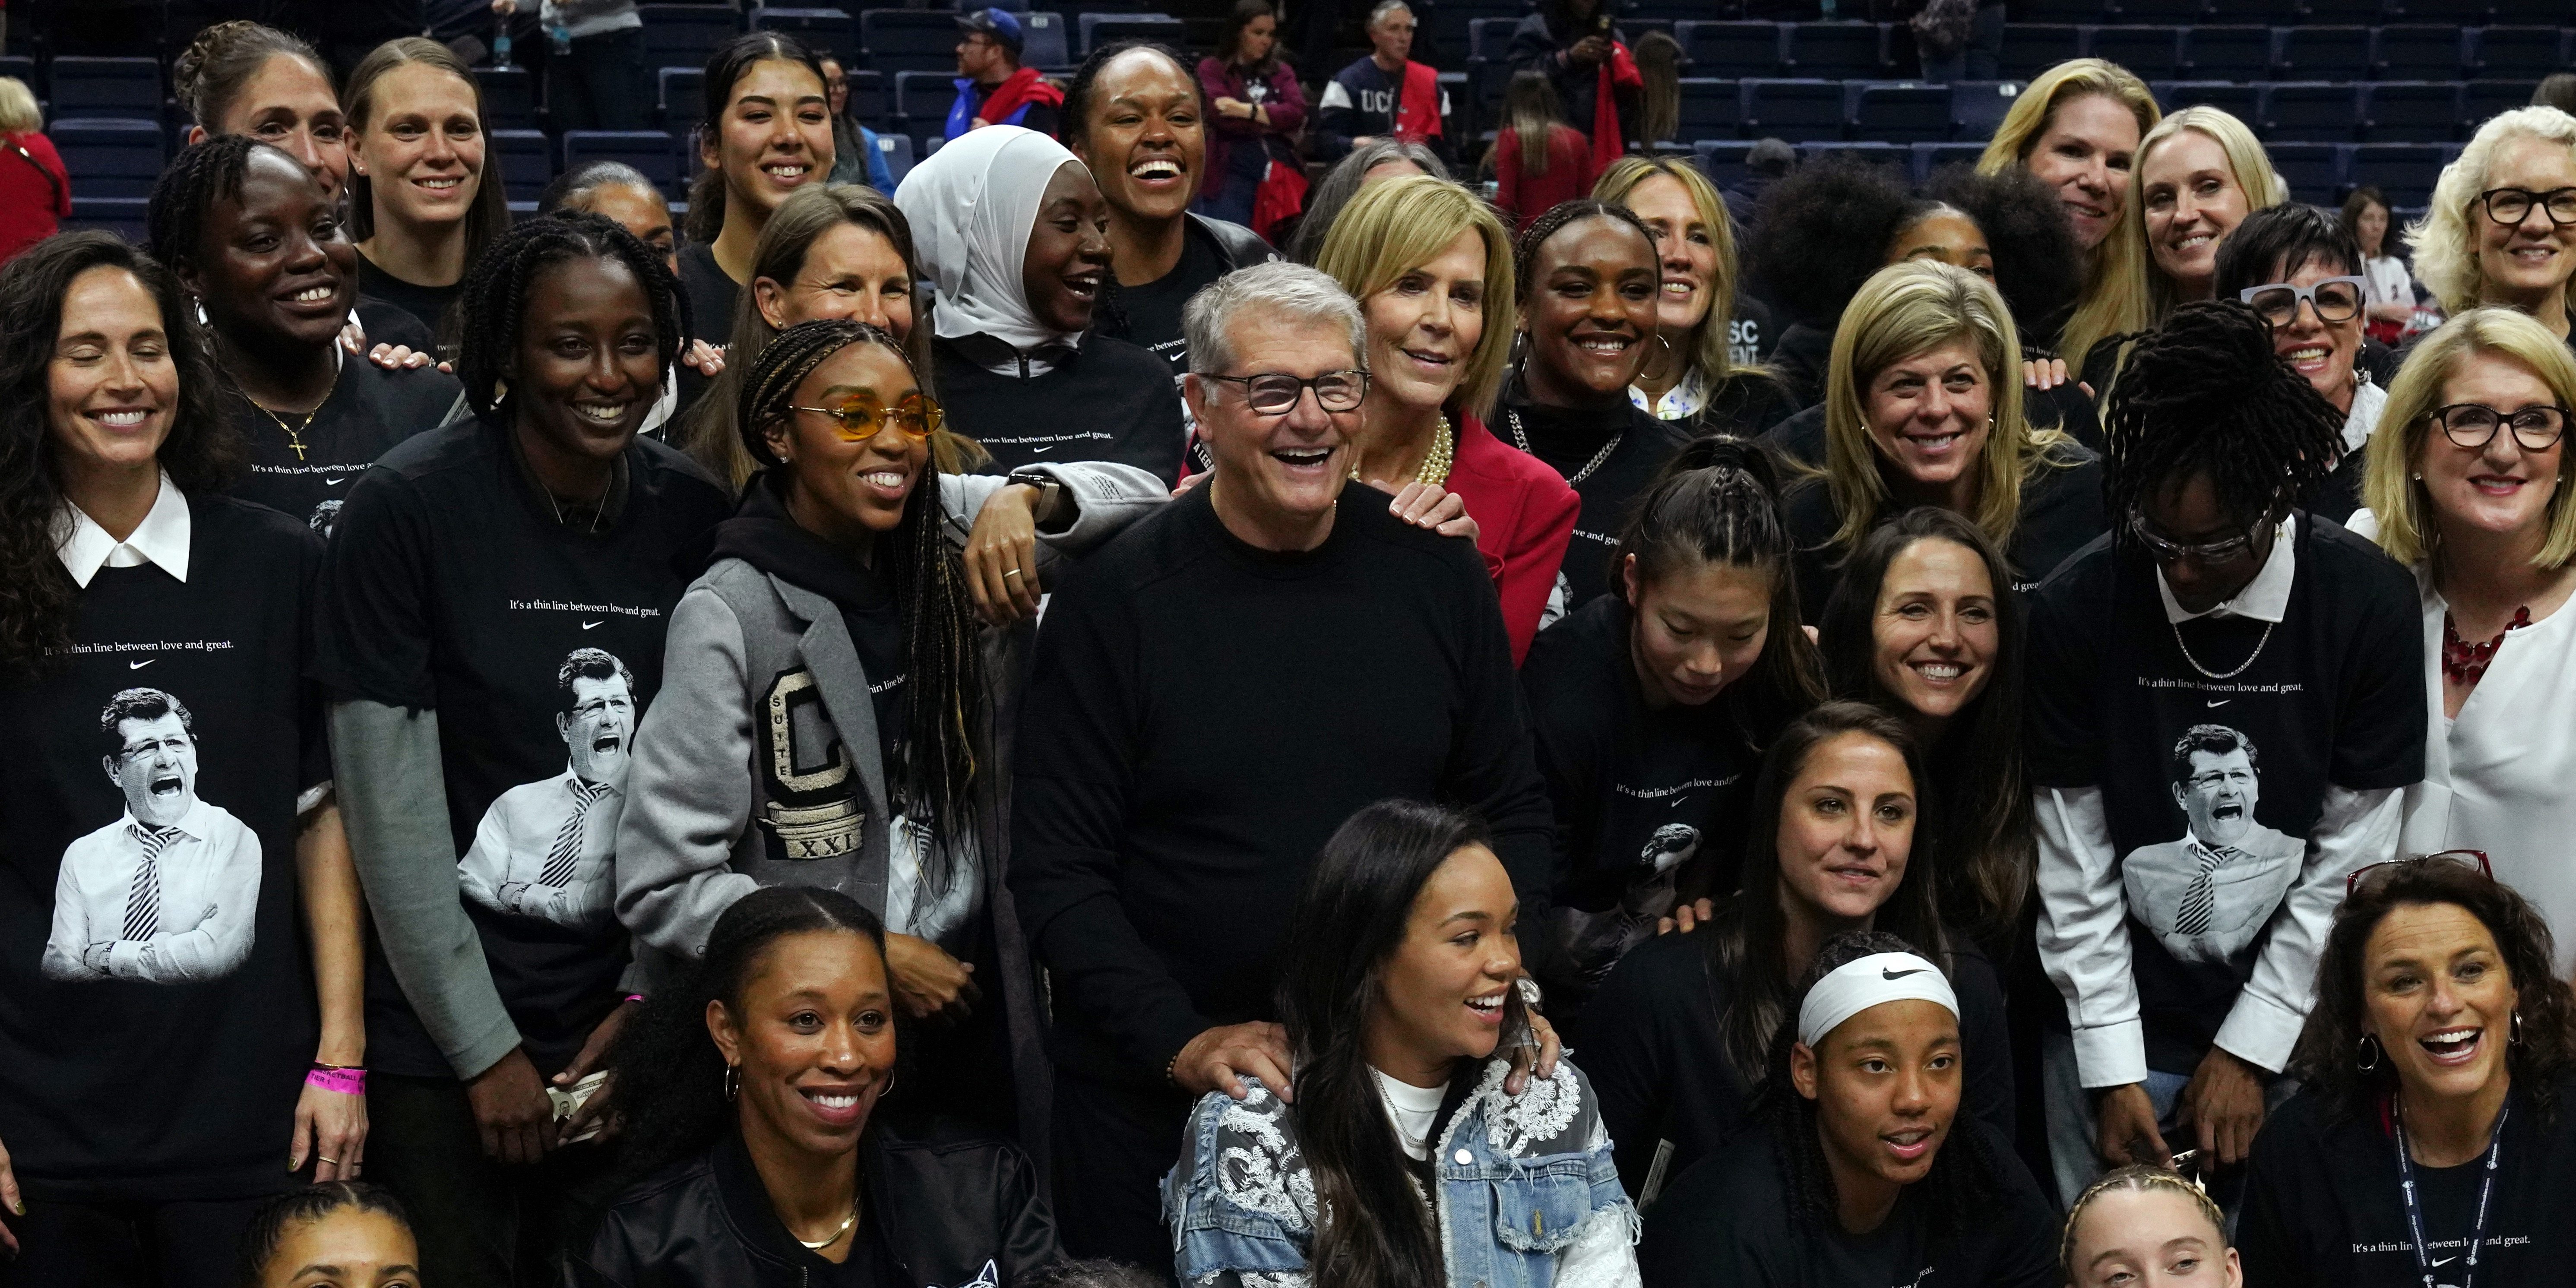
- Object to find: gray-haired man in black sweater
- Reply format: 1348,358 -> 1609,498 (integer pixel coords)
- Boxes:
1010,261 -> 1561,1267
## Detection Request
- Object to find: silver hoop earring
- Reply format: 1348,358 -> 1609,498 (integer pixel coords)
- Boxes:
2513,1012 -> 2525,1045
722,1063 -> 740,1100
2356,1033 -> 2383,1072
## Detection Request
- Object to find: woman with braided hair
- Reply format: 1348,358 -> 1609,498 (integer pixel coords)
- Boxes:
1638,927 -> 2056,1288
612,316 -> 1168,1138
307,212 -> 734,1284
2059,1164 -> 2238,1288
2026,300 -> 2426,1211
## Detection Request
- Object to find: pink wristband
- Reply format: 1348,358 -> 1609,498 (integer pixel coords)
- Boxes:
307,1066 -> 365,1095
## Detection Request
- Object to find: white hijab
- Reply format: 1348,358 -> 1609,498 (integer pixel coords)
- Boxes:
895,124 -> 1086,356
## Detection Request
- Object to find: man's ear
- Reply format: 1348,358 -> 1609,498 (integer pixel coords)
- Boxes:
1182,373 -> 1209,426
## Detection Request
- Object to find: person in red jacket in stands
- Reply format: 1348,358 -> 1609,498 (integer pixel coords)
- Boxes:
1495,71 -> 1596,233
0,77 -> 66,263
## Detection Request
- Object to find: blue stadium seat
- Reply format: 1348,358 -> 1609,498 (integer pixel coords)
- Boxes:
2471,26 -> 2567,80
2085,26 -> 2182,80
1624,18 -> 1678,50
1077,13 -> 1184,57
1801,140 -> 1907,171
752,6 -> 851,44
487,129 -> 551,207
2267,142 -> 2349,203
2001,25 -> 2083,80
2155,80 -> 2260,120
2295,0 -> 2385,19
2350,142 -> 2446,207
0,56 -> 36,101
2105,0 -> 2209,18
66,196 -> 147,241
50,58 -> 160,118
2019,0 -> 2108,19
1694,139 -> 1757,190
2263,82 -> 2363,141
473,66 -> 537,131
844,67 -> 887,129
2179,25 -> 2274,81
1467,60 -> 1511,139
1744,79 -> 1845,143
1430,0 -> 1517,59
564,130 -> 686,204
1674,79 -> 1744,145
1782,23 -> 1886,79
1676,22 -> 1782,76
892,70 -> 958,152
2485,0 -> 2574,19
2464,78 -> 2531,122
865,10 -> 968,73
640,6 -> 744,74
2374,25 -> 2468,80
873,130 -> 915,189
48,118 -> 162,199
1020,12 -> 1070,70
1949,80 -> 2023,140
2361,81 -> 2463,143
1910,141 -> 1985,183
2276,26 -> 2372,79
658,67 -> 706,136
1849,83 -> 1949,144
1467,17 -> 1517,64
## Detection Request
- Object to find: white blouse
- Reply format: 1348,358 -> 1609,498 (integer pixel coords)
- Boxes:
2350,509 -> 2576,976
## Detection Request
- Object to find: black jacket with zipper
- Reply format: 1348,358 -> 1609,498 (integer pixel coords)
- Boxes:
564,1123 -> 1057,1287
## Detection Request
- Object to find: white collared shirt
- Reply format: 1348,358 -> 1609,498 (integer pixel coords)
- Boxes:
2343,377 -> 2386,459
52,470 -> 190,588
41,795 -> 263,984
1630,364 -> 1713,421
2157,513 -> 2297,625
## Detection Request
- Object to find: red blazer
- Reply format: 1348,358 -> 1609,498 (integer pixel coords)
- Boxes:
1449,411 -> 1579,664
0,131 -> 68,265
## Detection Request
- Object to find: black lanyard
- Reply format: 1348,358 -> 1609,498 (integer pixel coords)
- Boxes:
2392,1100 -> 2507,1288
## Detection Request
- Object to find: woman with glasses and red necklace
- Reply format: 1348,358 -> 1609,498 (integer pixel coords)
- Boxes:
2347,308 -> 2576,981
2214,205 -> 2384,524
2410,108 -> 2576,349
2237,853 -> 2576,1288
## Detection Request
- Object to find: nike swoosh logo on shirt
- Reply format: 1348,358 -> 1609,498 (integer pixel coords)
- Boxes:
1032,445 -> 1055,453
2206,699 -> 2229,707
1882,967 -> 1928,981
581,620 -> 603,630
128,659 -> 155,670
326,477 -> 347,486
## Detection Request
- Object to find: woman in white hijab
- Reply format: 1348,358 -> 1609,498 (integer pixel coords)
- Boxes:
899,123 -> 1191,486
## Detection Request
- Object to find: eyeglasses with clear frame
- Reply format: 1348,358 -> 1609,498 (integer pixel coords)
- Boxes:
785,392 -> 945,443
2345,848 -> 2493,897
2431,402 -> 2569,452
2237,276 -> 2367,327
1201,369 -> 1370,415
2126,506 -> 2260,566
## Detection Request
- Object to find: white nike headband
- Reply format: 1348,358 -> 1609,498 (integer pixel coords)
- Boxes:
1795,952 -> 1960,1049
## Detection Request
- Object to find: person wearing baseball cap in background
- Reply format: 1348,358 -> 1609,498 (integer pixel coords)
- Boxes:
949,8 -> 1063,140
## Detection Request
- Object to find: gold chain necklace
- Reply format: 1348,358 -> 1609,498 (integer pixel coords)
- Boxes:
246,356 -> 342,462
793,1203 -> 858,1251
1350,415 -> 1455,487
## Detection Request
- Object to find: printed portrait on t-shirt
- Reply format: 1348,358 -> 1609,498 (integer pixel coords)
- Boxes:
2121,724 -> 2305,965
40,687 -> 262,984
457,647 -> 634,929
307,497 -> 342,538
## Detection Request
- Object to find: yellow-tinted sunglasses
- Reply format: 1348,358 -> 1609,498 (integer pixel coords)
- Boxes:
786,391 -> 945,443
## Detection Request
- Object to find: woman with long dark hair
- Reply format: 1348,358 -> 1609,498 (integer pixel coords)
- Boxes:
0,232 -> 367,1278
1582,702 -> 2013,1198
341,38 -> 511,357
1195,0 -> 1304,232
2239,856 -> 2576,1287
677,34 -> 836,342
1166,799 -> 1640,1288
1639,930 -> 2057,1288
573,886 -> 1056,1283
1524,436 -> 1824,1015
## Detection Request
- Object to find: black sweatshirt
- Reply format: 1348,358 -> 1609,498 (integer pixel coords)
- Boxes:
2239,1078 -> 2576,1288
1497,378 -> 1694,619
931,335 -> 1186,489
1009,479 -> 1557,1085
1584,928 -> 2015,1199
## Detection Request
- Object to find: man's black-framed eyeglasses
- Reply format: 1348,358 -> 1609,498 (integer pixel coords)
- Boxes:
2346,848 -> 2492,896
2238,276 -> 2367,327
2478,186 -> 2576,227
1202,369 -> 1370,415
2126,506 -> 2260,566
2433,402 -> 2570,452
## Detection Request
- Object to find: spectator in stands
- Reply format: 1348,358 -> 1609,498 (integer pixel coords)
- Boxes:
2212,204 -> 2379,523
572,888 -> 1059,1285
1010,260 -> 1558,1269
1980,57 -> 2159,367
1195,0 -> 1305,234
1285,136 -> 1447,265
2343,187 -> 2424,348
538,160 -> 722,438
1494,71 -> 1594,234
1505,0 -> 1639,163
1522,439 -> 1826,1016
148,136 -> 464,535
898,124 -> 1187,487
1726,139 -> 1798,253
1597,155 -> 1791,436
1632,32 -> 1682,149
2029,301 -> 2423,1209
0,75 -> 60,264
2058,1166 -> 2239,1288
2534,73 -> 2576,117
947,8 -> 1061,140
1313,0 -> 1447,166
1165,800 -> 1640,1288
1061,41 -> 1273,378
234,1184 -> 422,1288
2411,107 -> 2576,345
1817,510 -> 2032,957
1636,930 -> 2057,1288
1915,0 -> 2006,85
342,38 -> 510,359
2351,309 -> 2576,981
1497,200 -> 1692,618
176,20 -> 347,203
2240,856 -> 2576,1288
2082,106 -> 2285,392
680,34 -> 836,345
816,54 -> 896,193
1315,173 -> 1577,661
490,0 -> 643,132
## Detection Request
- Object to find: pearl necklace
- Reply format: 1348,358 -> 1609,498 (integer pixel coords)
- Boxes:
1352,415 -> 1454,487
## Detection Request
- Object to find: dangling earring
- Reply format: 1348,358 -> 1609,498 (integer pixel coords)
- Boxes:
723,1063 -> 741,1100
494,377 -> 511,403
1508,329 -> 1529,368
2356,1033 -> 2383,1071
2512,1012 -> 2525,1045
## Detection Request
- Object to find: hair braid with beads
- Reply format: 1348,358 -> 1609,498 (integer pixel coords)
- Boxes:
2100,300 -> 2343,543
453,212 -> 688,422
2058,1165 -> 2228,1285
144,133 -> 264,272
737,319 -> 985,895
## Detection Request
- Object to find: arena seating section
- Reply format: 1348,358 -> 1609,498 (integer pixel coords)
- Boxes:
38,0 -> 2576,242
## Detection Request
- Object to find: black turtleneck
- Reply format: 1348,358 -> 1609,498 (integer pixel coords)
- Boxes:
1497,376 -> 1693,617
706,473 -> 907,762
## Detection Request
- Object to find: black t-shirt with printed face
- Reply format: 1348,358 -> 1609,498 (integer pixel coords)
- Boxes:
1111,231 -> 1224,377
223,356 -> 464,537
2024,516 -> 2424,1074
1521,595 -> 1758,1006
309,418 -> 732,1077
0,494 -> 327,1202
2240,1080 -> 2576,1288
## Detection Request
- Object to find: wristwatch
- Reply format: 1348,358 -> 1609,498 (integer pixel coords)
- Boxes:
1005,469 -> 1067,527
